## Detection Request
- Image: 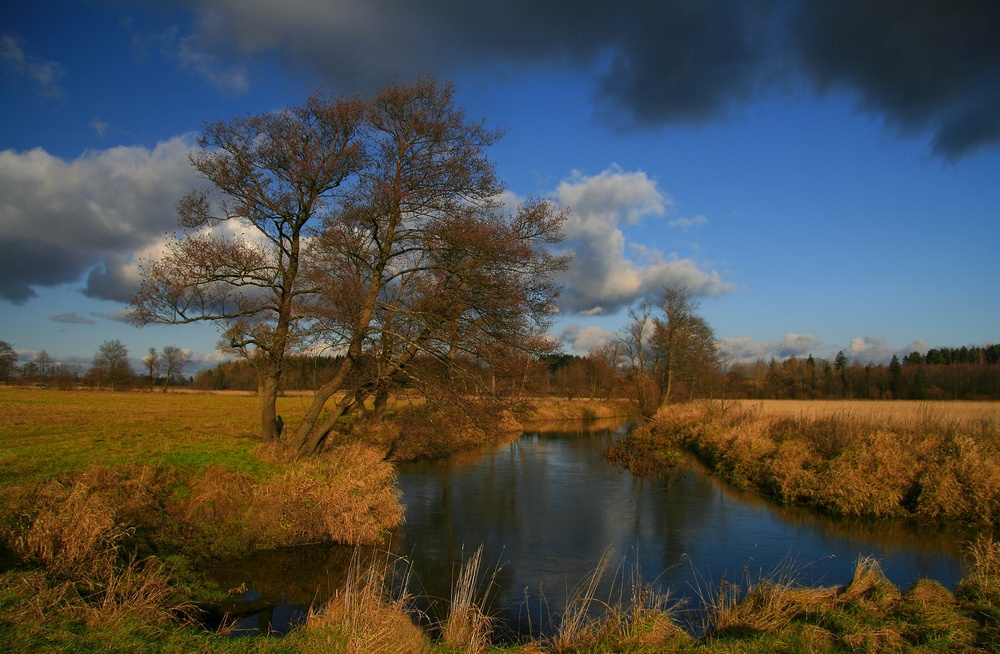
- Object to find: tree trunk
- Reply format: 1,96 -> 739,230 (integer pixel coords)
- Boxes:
260,374 -> 280,442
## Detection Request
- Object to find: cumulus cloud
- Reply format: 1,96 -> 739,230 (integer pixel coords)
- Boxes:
720,333 -> 825,364
161,0 -> 1000,158
842,336 -> 929,364
721,333 -> 931,365
553,167 -> 731,315
558,324 -> 618,354
0,136 -> 200,303
50,312 -> 95,324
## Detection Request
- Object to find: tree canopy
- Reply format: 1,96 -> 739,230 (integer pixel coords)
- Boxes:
132,78 -> 568,454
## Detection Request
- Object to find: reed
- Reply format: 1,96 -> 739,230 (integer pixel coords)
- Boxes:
292,548 -> 427,654
637,399 -> 1000,525
440,545 -> 498,653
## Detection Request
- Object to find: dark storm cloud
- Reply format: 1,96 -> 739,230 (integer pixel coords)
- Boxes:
790,0 -> 1000,159
0,138 -> 198,304
188,0 -> 1000,157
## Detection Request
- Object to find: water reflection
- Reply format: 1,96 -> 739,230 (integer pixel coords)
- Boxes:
395,422 -> 970,636
204,421 -> 973,638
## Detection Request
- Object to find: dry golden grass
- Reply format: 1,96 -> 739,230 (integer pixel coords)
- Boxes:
438,546 -> 498,653
295,548 -> 428,654
644,399 -> 1000,526
739,398 -> 1000,425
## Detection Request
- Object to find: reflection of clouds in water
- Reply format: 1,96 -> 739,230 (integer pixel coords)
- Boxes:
221,423 -> 967,638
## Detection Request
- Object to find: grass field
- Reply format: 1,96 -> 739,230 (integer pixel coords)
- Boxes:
4,389 -> 1000,652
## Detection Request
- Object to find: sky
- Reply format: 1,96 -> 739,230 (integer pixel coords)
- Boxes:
1,0 -> 998,374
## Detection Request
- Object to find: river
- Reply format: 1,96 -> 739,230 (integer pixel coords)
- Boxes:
207,419 -> 970,637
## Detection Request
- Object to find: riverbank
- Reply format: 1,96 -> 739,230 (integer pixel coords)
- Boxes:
4,389 -> 998,651
614,399 -> 1000,525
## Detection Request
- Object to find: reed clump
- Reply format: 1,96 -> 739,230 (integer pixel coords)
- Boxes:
636,400 -> 1000,525
439,545 -> 497,653
184,443 -> 403,557
1,475 -> 190,635
290,548 -> 427,654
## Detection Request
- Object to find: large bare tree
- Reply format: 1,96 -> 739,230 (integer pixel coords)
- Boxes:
289,78 -> 568,454
133,78 -> 567,453
131,92 -> 364,440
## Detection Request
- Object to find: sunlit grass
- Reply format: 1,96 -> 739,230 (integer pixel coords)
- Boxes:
0,388 -> 320,483
634,399 -> 1000,525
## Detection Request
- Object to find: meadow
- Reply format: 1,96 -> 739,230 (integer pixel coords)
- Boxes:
3,389 -> 1000,652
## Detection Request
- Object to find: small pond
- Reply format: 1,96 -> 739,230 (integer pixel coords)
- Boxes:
205,419 -> 973,637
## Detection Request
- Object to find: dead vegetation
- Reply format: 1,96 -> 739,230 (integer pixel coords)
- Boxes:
625,399 -> 1000,526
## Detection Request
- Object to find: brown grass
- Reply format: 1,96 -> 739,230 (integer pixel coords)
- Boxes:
294,548 -> 427,654
439,545 -> 497,653
183,443 -> 403,557
644,399 -> 1000,525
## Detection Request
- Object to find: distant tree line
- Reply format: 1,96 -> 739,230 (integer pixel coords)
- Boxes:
0,339 -> 193,392
724,344 -> 1000,401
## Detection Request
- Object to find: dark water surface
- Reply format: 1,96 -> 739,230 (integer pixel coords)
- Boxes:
208,420 -> 971,636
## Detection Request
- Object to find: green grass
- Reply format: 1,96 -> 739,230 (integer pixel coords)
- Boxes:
0,389 -> 303,484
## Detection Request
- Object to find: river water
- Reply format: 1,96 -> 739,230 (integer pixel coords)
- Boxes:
208,419 -> 972,636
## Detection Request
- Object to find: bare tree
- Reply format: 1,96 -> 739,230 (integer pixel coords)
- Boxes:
143,347 -> 159,391
651,284 -> 721,405
131,91 -> 364,440
160,345 -> 192,392
620,301 -> 661,417
91,339 -> 134,391
133,78 -> 567,454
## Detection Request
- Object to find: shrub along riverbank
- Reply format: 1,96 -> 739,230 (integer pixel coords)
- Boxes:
3,389 -> 1000,651
612,400 -> 1000,525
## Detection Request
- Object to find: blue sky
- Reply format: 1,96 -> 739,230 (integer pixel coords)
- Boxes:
2,0 -> 998,373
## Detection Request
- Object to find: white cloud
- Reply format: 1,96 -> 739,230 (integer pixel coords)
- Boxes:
842,336 -> 928,364
720,333 -> 825,364
558,324 -> 618,354
720,333 -> 931,365
553,166 -> 731,314
0,136 -> 201,302
668,214 -> 708,231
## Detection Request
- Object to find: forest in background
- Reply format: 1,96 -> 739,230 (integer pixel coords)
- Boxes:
183,343 -> 1000,402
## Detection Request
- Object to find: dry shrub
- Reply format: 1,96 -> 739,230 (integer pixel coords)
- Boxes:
12,480 -> 130,584
184,444 -> 402,555
545,553 -> 687,653
766,438 -> 819,503
916,436 -> 1000,525
295,549 -> 426,654
546,553 -> 612,654
839,557 -> 901,612
440,545 -> 496,653
711,418 -> 777,490
4,477 -> 187,627
252,443 -> 402,546
957,534 -> 1000,607
811,431 -> 915,519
